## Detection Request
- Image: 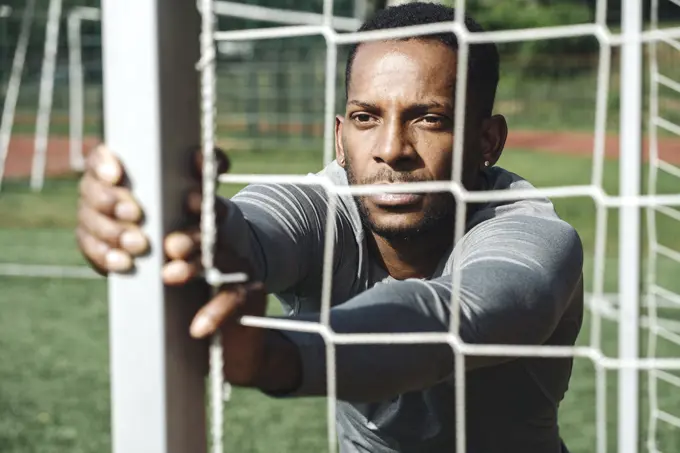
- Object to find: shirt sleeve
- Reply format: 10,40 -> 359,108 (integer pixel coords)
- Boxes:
274,212 -> 584,402
218,179 -> 356,295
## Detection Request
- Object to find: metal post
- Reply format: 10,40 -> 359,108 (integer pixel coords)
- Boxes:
102,0 -> 210,452
0,0 -> 35,191
618,0 -> 642,452
30,0 -> 62,192
67,7 -> 101,172
68,12 -> 85,171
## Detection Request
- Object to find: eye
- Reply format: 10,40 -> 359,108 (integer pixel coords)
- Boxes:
419,115 -> 450,129
422,115 -> 442,125
351,113 -> 378,129
353,113 -> 373,123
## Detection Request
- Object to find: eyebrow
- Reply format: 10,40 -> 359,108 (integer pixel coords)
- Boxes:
347,99 -> 453,111
347,100 -> 378,110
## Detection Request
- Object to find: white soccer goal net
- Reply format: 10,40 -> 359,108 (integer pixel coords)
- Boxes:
4,0 -> 677,452
192,1 -> 680,452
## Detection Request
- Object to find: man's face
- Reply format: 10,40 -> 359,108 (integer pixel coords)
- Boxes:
336,39 -> 484,241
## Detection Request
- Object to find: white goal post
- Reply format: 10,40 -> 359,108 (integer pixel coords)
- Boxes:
102,0 -> 210,452
617,1 -> 642,452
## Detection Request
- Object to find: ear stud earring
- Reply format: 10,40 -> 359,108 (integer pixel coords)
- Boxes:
484,160 -> 490,167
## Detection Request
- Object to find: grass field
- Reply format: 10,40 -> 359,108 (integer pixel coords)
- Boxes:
1,147 -> 680,453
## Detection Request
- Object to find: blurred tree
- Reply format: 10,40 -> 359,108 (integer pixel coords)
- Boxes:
464,0 -> 596,77
375,0 -> 596,77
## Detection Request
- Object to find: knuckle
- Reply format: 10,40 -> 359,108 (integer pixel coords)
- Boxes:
80,175 -> 117,213
101,223 -> 123,246
93,190 -> 117,214
81,205 -> 123,245
86,144 -> 103,171
225,283 -> 249,308
76,227 -> 108,262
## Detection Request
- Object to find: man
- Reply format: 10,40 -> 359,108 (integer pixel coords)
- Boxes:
76,3 -> 583,452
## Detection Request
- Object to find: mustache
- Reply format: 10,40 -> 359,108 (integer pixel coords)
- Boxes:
358,170 -> 431,186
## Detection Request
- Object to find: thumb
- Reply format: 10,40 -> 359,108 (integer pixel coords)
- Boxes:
189,282 -> 266,339
88,144 -> 124,186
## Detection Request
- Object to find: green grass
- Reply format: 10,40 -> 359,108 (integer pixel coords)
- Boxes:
1,147 -> 679,452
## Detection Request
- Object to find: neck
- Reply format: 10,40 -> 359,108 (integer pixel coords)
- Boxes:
370,227 -> 454,280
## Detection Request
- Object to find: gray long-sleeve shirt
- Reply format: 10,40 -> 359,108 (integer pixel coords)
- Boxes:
221,161 -> 584,453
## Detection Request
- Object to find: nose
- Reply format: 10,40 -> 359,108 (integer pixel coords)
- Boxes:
372,118 -> 418,170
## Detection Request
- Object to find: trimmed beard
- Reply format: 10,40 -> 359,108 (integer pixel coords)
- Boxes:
344,157 -> 455,242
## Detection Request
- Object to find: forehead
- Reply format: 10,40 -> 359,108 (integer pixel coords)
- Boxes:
348,39 -> 458,101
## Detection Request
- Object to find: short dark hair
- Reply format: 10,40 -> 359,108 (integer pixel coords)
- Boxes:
344,2 -> 500,118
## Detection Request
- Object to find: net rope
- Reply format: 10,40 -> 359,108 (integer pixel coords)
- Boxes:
192,1 -> 680,452
646,0 -> 680,451
197,1 -> 226,452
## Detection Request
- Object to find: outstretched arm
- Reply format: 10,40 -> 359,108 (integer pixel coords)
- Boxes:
260,212 -> 583,402
221,172 -> 357,297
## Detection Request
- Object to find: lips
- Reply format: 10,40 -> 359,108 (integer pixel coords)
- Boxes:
367,185 -> 424,207
369,192 -> 422,204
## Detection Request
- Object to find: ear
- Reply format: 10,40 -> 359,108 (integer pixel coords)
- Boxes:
335,115 -> 346,167
480,114 -> 508,168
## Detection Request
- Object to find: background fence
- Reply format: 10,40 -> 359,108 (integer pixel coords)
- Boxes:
1,0 -> 677,160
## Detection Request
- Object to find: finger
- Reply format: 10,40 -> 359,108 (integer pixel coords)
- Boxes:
79,172 -> 119,217
79,157 -> 142,223
78,201 -> 125,248
114,191 -> 144,223
78,201 -> 147,255
191,146 -> 231,181
162,257 -> 202,286
119,228 -> 150,256
75,226 -> 109,273
86,144 -> 124,186
79,173 -> 143,223
164,229 -> 201,261
75,227 -> 133,273
190,284 -> 248,338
